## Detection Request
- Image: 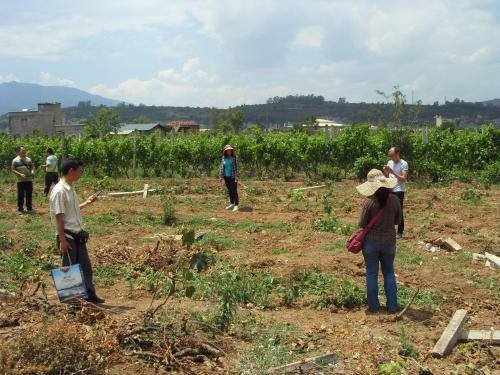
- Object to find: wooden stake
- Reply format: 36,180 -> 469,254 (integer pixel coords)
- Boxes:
392,288 -> 419,321
293,184 -> 327,192
143,184 -> 149,199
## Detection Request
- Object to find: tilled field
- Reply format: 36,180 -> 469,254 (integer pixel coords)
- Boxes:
0,178 -> 499,374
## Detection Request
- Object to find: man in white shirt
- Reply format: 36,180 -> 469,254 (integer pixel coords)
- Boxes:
41,148 -> 59,196
49,158 -> 104,303
383,147 -> 409,239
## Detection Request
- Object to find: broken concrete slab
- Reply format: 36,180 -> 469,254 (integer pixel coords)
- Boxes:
432,237 -> 463,252
484,252 -> 500,268
431,309 -> 468,358
459,330 -> 500,344
472,253 -> 486,262
194,231 -> 207,241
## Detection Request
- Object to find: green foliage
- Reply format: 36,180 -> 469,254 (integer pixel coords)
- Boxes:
314,215 -> 356,235
0,232 -> 13,251
84,108 -> 120,138
460,187 -> 482,203
332,279 -> 366,308
479,161 -> 500,186
0,126 -> 498,182
94,264 -> 122,286
353,155 -> 385,180
181,228 -> 195,250
210,267 -> 273,330
317,165 -> 342,181
237,321 -> 298,374
322,197 -> 333,214
161,198 -> 177,226
398,326 -> 419,359
377,359 -> 407,375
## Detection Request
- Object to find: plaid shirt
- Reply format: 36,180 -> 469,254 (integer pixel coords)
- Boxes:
219,156 -> 240,179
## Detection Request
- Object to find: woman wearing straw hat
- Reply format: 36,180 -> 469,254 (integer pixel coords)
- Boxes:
219,144 -> 240,212
356,169 -> 402,313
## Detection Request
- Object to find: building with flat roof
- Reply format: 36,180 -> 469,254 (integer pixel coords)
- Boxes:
9,103 -> 66,137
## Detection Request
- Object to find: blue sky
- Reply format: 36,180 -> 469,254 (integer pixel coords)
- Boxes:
1,0 -> 499,107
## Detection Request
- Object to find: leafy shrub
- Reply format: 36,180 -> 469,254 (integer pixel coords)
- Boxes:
480,161 -> 500,186
453,169 -> 473,183
314,215 -> 356,235
460,187 -> 482,202
415,160 -> 450,183
333,279 -> 366,308
398,326 -> 419,358
353,155 -> 384,180
317,164 -> 342,181
377,359 -> 407,375
161,198 -> 177,225
0,233 -> 13,251
323,198 -> 333,214
247,186 -> 265,196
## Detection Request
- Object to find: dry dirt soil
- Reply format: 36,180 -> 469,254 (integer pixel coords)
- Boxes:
0,178 -> 499,374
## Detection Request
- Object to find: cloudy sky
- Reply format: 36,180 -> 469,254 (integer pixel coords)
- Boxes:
1,0 -> 499,107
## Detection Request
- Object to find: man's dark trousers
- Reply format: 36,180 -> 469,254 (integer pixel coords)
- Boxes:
44,172 -> 59,195
59,237 -> 97,298
393,191 -> 405,235
17,181 -> 33,212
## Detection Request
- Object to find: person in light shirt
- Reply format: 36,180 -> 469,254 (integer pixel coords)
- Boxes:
383,147 -> 409,239
41,148 -> 59,196
11,146 -> 35,215
49,158 -> 104,304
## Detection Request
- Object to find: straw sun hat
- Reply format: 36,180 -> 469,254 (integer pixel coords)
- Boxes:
223,144 -> 234,152
356,169 -> 398,196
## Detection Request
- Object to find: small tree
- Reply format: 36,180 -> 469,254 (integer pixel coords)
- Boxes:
84,108 -> 120,138
376,86 -> 422,128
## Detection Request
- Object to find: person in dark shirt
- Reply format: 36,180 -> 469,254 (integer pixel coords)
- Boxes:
356,169 -> 402,313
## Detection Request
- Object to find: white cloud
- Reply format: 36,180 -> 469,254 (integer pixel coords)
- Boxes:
39,72 -> 76,87
0,74 -> 19,83
90,57 -> 290,107
293,26 -> 324,48
2,0 -> 500,103
157,58 -> 217,85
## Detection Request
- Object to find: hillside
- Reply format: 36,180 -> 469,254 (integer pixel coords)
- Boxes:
0,81 -> 122,115
63,97 -> 500,128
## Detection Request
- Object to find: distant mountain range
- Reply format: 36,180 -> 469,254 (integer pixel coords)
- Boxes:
0,82 -> 122,115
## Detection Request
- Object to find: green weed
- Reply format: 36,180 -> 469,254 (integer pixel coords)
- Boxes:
398,326 -> 419,359
161,198 -> 177,226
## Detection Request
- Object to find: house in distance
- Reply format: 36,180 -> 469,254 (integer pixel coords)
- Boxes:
113,121 -> 200,136
8,102 -> 84,137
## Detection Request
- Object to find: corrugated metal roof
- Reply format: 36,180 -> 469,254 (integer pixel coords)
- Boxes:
118,123 -> 162,131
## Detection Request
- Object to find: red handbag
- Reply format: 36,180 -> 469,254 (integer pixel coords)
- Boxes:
346,205 -> 386,254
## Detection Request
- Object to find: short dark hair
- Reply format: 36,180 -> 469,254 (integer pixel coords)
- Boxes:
61,158 -> 83,176
391,147 -> 400,155
47,148 -> 54,154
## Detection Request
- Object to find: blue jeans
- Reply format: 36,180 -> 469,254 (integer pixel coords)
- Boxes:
362,241 -> 397,312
